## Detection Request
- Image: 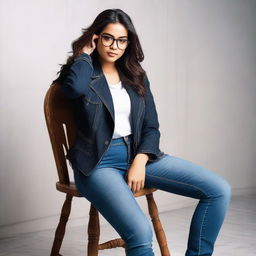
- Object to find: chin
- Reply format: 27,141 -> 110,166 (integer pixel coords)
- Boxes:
106,56 -> 118,61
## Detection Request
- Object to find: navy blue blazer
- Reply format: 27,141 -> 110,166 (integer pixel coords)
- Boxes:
60,52 -> 165,176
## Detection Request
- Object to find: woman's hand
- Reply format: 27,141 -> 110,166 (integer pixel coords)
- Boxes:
125,153 -> 149,193
82,34 -> 99,55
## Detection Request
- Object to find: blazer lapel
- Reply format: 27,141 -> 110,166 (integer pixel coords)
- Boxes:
89,62 -> 115,122
89,61 -> 144,135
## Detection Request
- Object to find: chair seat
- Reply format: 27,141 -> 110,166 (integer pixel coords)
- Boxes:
56,181 -> 82,197
56,181 -> 157,198
133,187 -> 158,197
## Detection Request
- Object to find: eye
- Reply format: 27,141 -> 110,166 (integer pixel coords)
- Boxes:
118,39 -> 128,44
102,35 -> 112,41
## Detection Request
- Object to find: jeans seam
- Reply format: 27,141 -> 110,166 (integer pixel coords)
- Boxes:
146,174 -> 210,256
198,200 -> 211,256
146,174 -> 208,197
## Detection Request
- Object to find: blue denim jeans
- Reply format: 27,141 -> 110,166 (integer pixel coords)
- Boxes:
73,134 -> 231,256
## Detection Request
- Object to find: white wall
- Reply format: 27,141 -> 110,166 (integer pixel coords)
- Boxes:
1,0 -> 255,237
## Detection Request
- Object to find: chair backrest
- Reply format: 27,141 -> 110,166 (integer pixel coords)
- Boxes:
44,82 -> 77,184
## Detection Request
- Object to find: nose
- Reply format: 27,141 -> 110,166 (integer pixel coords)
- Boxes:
110,39 -> 118,49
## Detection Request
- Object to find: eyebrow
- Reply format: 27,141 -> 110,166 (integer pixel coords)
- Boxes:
102,32 -> 128,38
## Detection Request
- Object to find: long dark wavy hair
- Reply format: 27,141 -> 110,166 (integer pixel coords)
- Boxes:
52,8 -> 147,97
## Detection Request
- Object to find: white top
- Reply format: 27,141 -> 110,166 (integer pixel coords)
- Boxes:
107,80 -> 132,139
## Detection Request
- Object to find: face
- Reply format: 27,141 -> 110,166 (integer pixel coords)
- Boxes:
96,22 -> 129,64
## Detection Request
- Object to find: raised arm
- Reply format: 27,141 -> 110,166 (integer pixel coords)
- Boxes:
60,53 -> 94,99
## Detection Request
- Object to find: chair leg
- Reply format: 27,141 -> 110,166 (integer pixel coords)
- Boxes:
87,204 -> 100,256
51,193 -> 73,256
146,193 -> 171,256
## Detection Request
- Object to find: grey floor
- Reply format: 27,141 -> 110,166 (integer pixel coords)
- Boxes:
0,193 -> 255,256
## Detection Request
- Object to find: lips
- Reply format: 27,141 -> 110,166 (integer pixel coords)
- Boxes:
107,52 -> 118,56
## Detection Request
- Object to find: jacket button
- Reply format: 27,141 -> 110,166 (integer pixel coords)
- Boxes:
105,140 -> 109,145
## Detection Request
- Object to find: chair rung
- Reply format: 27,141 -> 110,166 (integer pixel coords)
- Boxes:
98,238 -> 126,250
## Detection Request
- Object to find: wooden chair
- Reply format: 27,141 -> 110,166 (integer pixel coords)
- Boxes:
44,82 -> 171,256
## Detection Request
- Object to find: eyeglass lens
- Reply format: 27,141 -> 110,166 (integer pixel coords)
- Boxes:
101,34 -> 128,49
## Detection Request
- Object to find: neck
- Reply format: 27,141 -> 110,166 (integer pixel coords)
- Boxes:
98,56 -> 117,74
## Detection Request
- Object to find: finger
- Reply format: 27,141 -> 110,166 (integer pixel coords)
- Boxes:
92,36 -> 97,42
135,182 -> 141,193
132,182 -> 137,193
92,37 -> 98,48
91,36 -> 96,47
141,180 -> 145,189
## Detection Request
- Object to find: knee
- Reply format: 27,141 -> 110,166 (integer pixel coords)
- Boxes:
124,219 -> 153,247
215,177 -> 232,201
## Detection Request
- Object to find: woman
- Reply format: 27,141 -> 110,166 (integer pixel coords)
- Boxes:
53,8 -> 231,256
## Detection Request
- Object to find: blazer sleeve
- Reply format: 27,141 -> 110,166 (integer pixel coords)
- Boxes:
60,53 -> 94,99
135,75 -> 162,160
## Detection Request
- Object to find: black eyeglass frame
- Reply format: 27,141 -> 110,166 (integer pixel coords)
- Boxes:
99,33 -> 130,50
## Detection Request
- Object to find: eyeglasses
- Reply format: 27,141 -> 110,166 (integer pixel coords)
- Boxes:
100,33 -> 130,50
